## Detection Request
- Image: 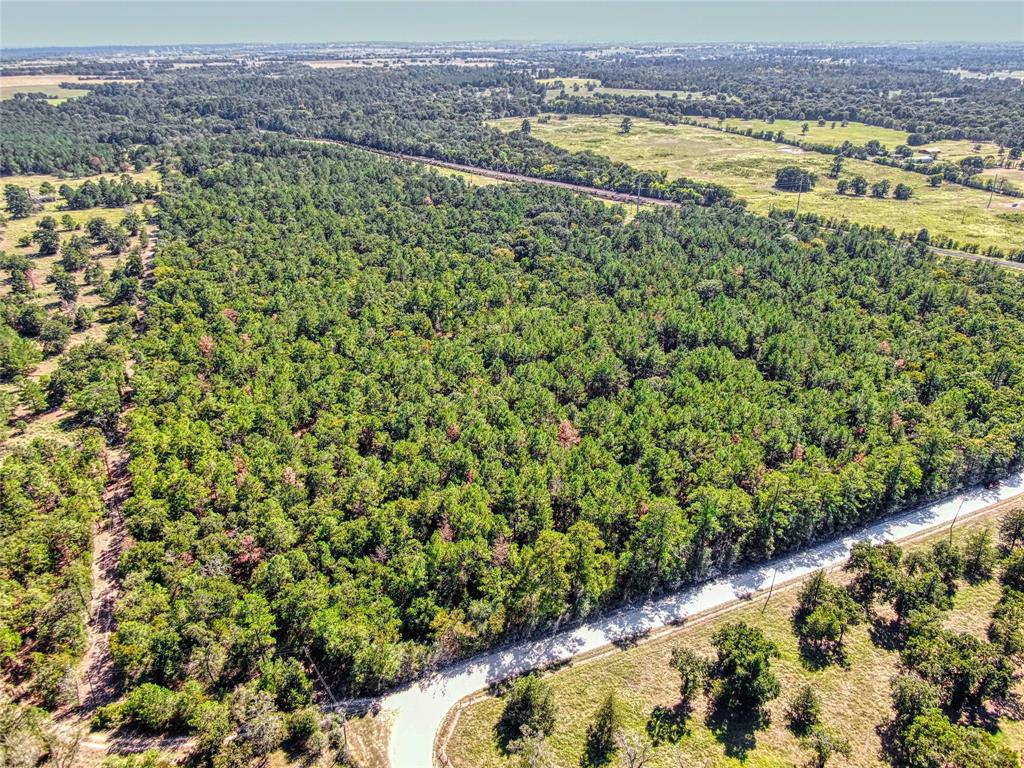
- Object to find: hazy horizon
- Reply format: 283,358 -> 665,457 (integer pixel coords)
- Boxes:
2,1 -> 1022,50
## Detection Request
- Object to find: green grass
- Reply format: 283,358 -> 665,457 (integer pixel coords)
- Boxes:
0,74 -> 140,104
492,114 -> 1024,252
443,513 -> 1022,768
696,117 -> 912,150
1,167 -> 162,191
0,181 -> 152,443
924,137 -> 1011,163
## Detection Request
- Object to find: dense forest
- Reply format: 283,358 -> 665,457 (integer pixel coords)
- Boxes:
5,47 -> 1021,204
93,135 -> 1024,743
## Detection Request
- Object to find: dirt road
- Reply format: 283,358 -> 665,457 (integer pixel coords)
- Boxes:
307,137 -> 1024,273
376,473 -> 1024,768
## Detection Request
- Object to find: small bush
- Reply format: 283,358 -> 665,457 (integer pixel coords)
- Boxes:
786,684 -> 821,734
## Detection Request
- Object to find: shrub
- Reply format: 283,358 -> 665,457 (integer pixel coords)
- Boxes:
786,684 -> 821,734
669,646 -> 709,707
121,683 -> 183,732
497,674 -> 556,746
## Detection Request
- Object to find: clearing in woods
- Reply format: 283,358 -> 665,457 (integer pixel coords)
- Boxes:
491,114 -> 1024,252
440,507 -> 1024,768
694,117 -> 915,150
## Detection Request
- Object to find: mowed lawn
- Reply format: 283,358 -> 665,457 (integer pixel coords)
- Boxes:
443,514 -> 1023,768
491,115 -> 1024,252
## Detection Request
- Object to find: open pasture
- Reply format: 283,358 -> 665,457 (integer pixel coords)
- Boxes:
697,116 -> 912,150
492,114 -> 1024,252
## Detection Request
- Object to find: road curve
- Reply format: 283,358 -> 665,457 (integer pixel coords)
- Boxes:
378,472 -> 1024,768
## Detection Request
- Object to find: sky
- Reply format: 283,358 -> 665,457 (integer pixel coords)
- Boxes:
2,1 -> 1022,50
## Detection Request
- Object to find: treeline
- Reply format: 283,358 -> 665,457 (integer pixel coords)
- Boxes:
59,174 -> 159,210
104,137 -> 1024,742
0,434 -> 107,707
775,207 -> 1024,263
4,175 -> 158,220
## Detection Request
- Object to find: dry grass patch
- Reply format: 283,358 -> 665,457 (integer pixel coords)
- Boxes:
0,73 -> 141,104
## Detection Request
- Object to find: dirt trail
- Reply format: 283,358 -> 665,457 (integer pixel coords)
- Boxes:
73,448 -> 129,715
50,226 -> 184,763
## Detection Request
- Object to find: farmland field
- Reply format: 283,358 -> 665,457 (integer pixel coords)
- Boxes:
442,511 -> 1024,768
491,114 -> 1024,251
0,73 -> 140,104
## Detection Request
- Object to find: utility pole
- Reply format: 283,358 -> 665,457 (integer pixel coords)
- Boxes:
793,174 -> 805,223
305,646 -> 340,709
949,499 -> 965,543
762,568 -> 778,613
636,176 -> 641,215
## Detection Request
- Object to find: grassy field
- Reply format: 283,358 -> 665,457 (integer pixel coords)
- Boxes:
538,77 -> 737,104
443,511 -> 1023,768
0,73 -> 140,104
926,137 -> 1013,164
1,169 -> 160,260
692,118 -> 1009,168
696,117 -> 912,150
493,114 -> 1024,252
948,68 -> 1024,81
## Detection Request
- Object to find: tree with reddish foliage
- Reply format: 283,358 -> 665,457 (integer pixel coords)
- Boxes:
557,419 -> 580,449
